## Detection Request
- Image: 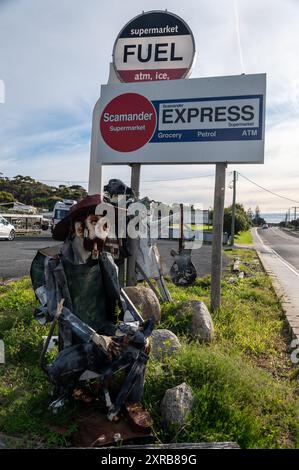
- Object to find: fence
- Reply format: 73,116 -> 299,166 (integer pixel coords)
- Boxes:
0,214 -> 49,233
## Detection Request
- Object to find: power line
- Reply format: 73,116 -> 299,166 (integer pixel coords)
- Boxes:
238,172 -> 299,204
3,172 -> 298,205
2,173 -> 215,185
141,174 -> 215,183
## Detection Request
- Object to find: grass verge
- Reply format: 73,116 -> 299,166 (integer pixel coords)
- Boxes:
234,230 -> 253,245
0,249 -> 298,448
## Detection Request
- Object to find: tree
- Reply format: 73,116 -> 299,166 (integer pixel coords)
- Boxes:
210,203 -> 251,235
251,205 -> 266,226
0,175 -> 87,210
223,203 -> 251,235
0,191 -> 15,203
247,207 -> 254,220
290,219 -> 299,229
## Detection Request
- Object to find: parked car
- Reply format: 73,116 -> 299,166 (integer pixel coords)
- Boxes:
0,215 -> 16,240
262,223 -> 269,229
51,200 -> 77,232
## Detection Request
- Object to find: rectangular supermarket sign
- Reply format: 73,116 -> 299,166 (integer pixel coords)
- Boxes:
95,73 -> 266,164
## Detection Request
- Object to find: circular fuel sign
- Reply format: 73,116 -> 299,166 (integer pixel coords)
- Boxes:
113,10 -> 195,83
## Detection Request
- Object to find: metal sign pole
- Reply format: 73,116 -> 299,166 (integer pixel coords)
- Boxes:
127,163 -> 141,286
88,64 -> 121,196
211,163 -> 227,312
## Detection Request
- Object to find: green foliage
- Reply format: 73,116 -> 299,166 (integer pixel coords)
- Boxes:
223,203 -> 251,235
250,206 -> 267,226
210,203 -> 251,236
160,301 -> 193,336
0,191 -> 15,203
0,175 -> 87,210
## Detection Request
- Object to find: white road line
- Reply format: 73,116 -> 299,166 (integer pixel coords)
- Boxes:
255,227 -> 268,246
271,248 -> 299,277
254,228 -> 299,278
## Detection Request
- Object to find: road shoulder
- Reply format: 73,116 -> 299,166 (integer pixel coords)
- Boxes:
253,228 -> 299,341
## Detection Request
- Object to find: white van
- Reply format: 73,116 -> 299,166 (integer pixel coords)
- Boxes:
0,215 -> 16,240
52,200 -> 77,232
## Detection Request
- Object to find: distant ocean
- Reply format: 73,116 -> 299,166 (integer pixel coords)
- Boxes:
261,213 -> 286,224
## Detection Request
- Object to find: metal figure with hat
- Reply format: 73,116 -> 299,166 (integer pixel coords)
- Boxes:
30,193 -> 154,441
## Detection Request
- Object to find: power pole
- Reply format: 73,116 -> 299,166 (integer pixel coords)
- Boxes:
230,171 -> 237,246
292,206 -> 299,221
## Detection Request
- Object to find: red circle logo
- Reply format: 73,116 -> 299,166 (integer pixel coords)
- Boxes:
100,93 -> 156,152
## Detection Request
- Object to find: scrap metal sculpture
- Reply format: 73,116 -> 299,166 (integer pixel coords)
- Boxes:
170,204 -> 197,286
31,194 -> 154,439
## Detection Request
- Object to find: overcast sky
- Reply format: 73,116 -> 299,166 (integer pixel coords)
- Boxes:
0,0 -> 299,214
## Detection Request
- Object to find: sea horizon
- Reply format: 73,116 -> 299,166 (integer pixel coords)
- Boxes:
261,212 -> 288,224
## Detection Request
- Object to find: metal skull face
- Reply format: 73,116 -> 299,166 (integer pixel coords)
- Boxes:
84,215 -> 110,241
72,215 -> 110,260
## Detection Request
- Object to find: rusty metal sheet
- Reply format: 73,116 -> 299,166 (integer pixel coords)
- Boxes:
71,408 -> 152,447
124,403 -> 153,432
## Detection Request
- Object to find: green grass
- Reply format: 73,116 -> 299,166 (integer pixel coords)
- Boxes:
0,250 -> 299,448
188,224 -> 211,231
172,224 -> 212,231
234,230 -> 253,245
144,346 -> 298,448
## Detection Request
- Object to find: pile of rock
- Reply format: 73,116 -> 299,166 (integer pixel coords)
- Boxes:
125,288 -> 215,432
150,329 -> 182,361
161,382 -> 194,428
123,286 -> 161,323
175,300 -> 214,343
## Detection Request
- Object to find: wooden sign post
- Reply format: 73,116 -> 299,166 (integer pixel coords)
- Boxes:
127,163 -> 141,286
211,163 -> 226,312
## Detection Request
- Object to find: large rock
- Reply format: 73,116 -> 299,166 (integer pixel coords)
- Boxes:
161,382 -> 194,428
150,329 -> 181,360
178,301 -> 214,342
123,286 -> 161,323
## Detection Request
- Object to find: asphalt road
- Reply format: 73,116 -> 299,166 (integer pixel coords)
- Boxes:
257,227 -> 299,270
0,234 -> 61,280
0,234 -> 229,281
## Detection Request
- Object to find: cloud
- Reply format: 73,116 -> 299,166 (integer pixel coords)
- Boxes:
0,79 -> 4,103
